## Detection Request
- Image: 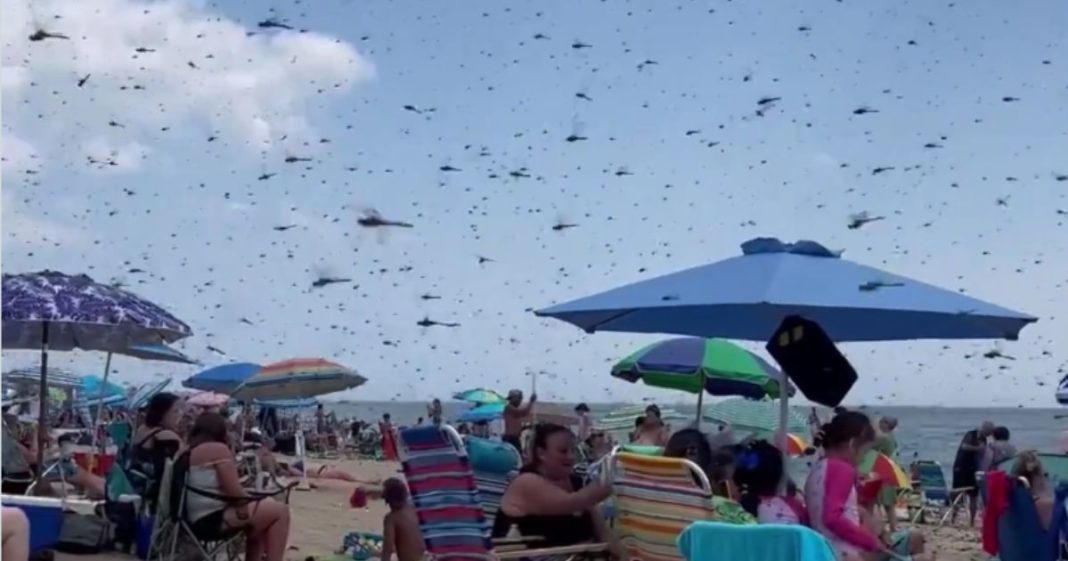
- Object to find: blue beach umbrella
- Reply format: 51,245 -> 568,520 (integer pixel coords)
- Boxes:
452,388 -> 505,404
457,402 -> 505,423
535,237 -> 1036,343
183,362 -> 261,394
79,375 -> 126,402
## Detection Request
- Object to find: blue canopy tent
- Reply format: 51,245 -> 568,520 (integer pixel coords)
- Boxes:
536,237 -> 1037,452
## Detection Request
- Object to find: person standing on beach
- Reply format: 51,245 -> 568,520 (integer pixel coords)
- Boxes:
503,389 -> 536,452
427,398 -> 443,425
575,403 -> 592,441
872,416 -> 899,533
951,420 -> 994,526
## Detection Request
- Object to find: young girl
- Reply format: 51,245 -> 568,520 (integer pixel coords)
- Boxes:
736,440 -> 808,525
804,411 -> 892,561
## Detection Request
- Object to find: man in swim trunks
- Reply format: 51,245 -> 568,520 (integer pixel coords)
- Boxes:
502,389 -> 536,453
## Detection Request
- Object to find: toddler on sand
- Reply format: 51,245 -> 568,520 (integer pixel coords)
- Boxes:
380,478 -> 425,561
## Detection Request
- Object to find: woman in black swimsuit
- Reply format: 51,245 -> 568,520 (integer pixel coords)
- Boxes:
492,423 -> 622,557
131,393 -> 184,505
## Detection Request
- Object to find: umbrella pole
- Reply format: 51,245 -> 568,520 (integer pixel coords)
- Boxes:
778,390 -> 789,491
91,352 -> 114,465
36,322 -> 50,479
695,372 -> 705,428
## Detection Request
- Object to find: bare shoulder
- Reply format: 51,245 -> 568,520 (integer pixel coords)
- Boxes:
190,441 -> 232,462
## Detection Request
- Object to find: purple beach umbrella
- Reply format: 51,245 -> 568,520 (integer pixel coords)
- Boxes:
1,271 -> 192,475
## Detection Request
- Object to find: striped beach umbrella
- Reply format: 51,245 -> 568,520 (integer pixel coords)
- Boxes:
231,358 -> 366,401
701,397 -> 807,436
596,404 -> 687,432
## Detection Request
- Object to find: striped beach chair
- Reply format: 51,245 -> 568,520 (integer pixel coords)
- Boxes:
397,425 -> 495,561
464,436 -> 521,527
399,426 -> 607,561
610,453 -> 717,561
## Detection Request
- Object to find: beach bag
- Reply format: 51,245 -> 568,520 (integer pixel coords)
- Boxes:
56,513 -> 112,554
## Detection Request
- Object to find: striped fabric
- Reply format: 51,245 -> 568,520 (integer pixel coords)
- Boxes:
611,453 -> 716,561
398,425 -> 494,561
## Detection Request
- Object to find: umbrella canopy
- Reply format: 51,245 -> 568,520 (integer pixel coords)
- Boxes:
253,398 -> 319,409
231,358 -> 366,401
2,367 -> 81,389
596,404 -> 687,431
780,433 -> 806,456
536,237 -> 1036,343
124,344 -> 197,364
183,362 -> 260,393
701,397 -> 807,435
79,375 -> 126,402
128,379 -> 171,410
612,338 -> 791,400
2,271 -> 192,351
452,388 -> 505,404
859,450 -> 911,489
186,391 -> 230,408
457,402 -> 503,423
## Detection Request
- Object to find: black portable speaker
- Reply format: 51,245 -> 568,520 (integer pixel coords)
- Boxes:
765,315 -> 857,408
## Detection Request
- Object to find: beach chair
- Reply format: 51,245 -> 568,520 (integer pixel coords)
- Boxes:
465,435 -> 521,527
610,452 -> 719,561
908,460 -> 966,525
990,477 -> 1054,561
397,425 -> 607,561
147,457 -> 244,561
677,522 -> 836,561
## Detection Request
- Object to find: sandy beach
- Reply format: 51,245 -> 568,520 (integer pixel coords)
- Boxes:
51,456 -> 987,561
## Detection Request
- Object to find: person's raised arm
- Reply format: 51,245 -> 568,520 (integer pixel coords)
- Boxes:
518,394 -> 538,416
502,473 -> 610,517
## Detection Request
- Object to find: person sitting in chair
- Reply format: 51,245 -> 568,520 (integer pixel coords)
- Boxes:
185,413 -> 291,561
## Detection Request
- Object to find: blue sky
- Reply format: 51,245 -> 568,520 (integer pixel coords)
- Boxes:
3,0 -> 1067,406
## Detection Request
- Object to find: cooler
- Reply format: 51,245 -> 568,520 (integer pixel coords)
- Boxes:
1,495 -> 65,552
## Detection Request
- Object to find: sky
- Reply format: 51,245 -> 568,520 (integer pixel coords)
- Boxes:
2,0 -> 1067,407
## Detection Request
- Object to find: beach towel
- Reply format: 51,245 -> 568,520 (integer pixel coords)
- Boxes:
997,480 -> 1052,561
982,470 -> 1008,555
677,521 -> 836,561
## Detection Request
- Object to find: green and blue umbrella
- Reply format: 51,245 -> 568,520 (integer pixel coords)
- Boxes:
452,388 -> 505,404
612,337 -> 790,400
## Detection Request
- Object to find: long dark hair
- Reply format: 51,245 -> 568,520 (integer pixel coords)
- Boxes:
815,410 -> 874,450
524,423 -> 571,471
188,412 -> 230,448
664,428 -> 712,473
144,392 -> 179,428
735,440 -> 785,516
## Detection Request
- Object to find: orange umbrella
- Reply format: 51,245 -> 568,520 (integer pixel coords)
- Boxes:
783,433 -> 806,456
772,430 -> 808,456
859,450 -> 911,489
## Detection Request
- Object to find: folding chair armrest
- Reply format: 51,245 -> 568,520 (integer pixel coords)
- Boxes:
188,484 -> 270,507
496,542 -> 608,560
492,535 -> 545,546
949,486 -> 975,493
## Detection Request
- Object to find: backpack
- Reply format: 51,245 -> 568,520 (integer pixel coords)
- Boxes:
56,513 -> 112,554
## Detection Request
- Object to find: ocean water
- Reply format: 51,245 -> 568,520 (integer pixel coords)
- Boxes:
324,401 -> 1066,469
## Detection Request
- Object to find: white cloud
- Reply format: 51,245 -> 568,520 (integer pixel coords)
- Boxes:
82,137 -> 150,172
2,0 -> 373,172
0,190 -> 85,250
1,131 -> 39,172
